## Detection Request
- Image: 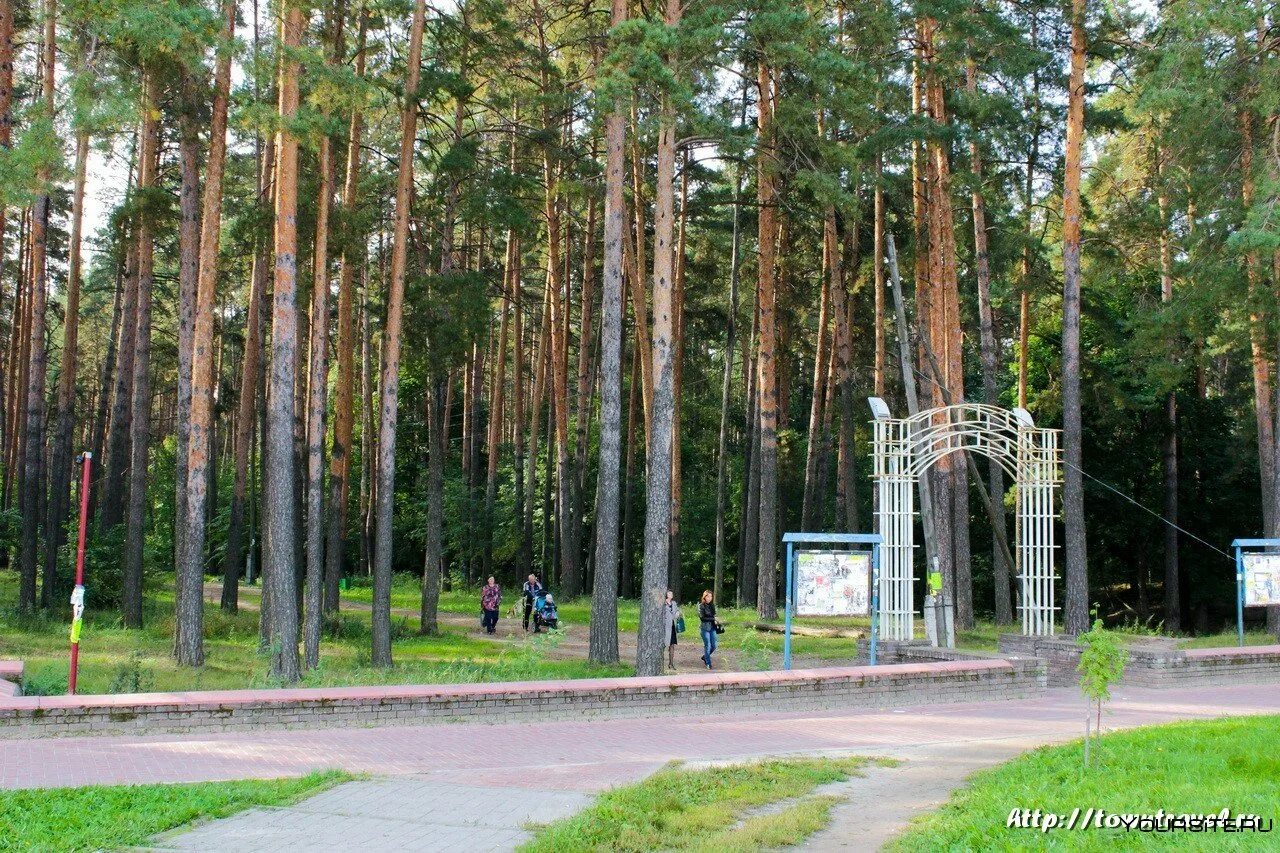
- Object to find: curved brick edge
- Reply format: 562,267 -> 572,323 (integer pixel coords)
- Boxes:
0,661 -> 21,698
0,659 -> 1045,739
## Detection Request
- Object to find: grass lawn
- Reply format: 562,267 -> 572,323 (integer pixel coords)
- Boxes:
890,715 -> 1280,851
1178,630 -> 1277,650
520,756 -> 891,852
0,570 -> 628,695
0,770 -> 349,852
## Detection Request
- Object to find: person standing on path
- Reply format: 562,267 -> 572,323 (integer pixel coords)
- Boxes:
698,590 -> 718,669
661,589 -> 683,672
522,573 -> 543,632
481,576 -> 502,634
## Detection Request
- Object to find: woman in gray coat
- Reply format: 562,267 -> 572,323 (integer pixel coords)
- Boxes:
661,589 -> 682,672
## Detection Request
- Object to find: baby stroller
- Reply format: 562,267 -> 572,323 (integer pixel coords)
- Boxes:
532,591 -> 559,632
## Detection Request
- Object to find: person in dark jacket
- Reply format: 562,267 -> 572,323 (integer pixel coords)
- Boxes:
698,590 -> 718,669
521,574 -> 543,632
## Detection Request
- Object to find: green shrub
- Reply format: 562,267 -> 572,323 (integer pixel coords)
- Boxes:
107,651 -> 155,694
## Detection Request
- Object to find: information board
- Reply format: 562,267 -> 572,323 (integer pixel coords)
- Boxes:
1242,553 -> 1280,607
795,551 -> 870,616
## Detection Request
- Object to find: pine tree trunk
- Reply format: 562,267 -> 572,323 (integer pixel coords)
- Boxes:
738,298 -> 760,607
712,144 -> 743,607
17,0 -> 55,611
101,223 -> 138,533
421,375 -> 446,635
589,25 -> 625,660
637,2 -> 680,674
177,0 -> 234,662
830,206 -> 857,533
87,248 -> 123,522
484,258 -> 512,580
967,59 -> 1012,625
123,71 -> 160,629
264,2 -> 307,680
224,139 -> 274,613
1018,14 -> 1041,412
539,92 -> 579,597
1156,148 -> 1179,632
800,272 -> 831,532
1061,0 -> 1090,635
573,137 -> 599,592
171,74 -> 201,619
42,123 -> 89,604
371,0 -> 426,667
668,160 -> 688,599
619,341 -> 639,597
755,60 -> 780,620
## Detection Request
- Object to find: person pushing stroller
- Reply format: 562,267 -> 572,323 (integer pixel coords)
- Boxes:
521,574 -> 543,632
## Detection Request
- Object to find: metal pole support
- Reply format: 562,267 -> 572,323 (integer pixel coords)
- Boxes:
783,540 -> 794,671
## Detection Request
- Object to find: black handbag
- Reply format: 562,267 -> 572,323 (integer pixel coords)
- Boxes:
713,621 -> 725,634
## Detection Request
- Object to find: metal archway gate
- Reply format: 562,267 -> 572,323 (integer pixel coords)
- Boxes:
869,399 -> 1062,639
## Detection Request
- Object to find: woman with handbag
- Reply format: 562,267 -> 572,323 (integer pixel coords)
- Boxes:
661,589 -> 683,672
698,590 -> 720,669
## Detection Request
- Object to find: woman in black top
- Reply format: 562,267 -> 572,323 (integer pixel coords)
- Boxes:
698,590 -> 718,669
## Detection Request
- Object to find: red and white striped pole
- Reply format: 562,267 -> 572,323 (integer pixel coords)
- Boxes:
68,452 -> 92,695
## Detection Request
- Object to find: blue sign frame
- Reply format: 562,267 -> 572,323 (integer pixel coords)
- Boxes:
1231,538 -> 1280,648
782,532 -> 882,670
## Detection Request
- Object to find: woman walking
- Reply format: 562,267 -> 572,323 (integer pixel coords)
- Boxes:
661,589 -> 683,672
698,590 -> 718,669
481,576 -> 502,634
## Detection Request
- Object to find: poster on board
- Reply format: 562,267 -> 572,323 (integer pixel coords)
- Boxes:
796,551 -> 870,616
1242,554 -> 1280,607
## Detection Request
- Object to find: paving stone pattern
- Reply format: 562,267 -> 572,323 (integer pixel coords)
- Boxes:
148,779 -> 591,853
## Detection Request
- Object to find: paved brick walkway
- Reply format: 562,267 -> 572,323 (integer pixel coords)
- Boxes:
149,779 -> 591,852
3,683 -> 1276,851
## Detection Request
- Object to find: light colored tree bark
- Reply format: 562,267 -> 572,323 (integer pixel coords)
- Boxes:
1062,0 -> 1090,634
123,71 -> 160,629
264,0 -> 307,680
371,0 -> 426,666
589,7 -> 626,661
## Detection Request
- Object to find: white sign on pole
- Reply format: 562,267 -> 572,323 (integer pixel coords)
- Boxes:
1242,554 -> 1280,607
796,551 -> 870,616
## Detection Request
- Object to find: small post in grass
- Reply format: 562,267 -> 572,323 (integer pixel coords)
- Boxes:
68,452 -> 92,695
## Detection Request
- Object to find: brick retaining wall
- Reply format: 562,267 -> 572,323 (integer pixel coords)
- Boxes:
997,635 -> 1280,688
0,659 -> 1045,739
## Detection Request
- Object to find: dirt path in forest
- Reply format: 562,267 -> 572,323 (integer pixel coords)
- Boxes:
202,582 -> 793,671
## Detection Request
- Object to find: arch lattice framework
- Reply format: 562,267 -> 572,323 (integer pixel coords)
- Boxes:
869,400 -> 1062,639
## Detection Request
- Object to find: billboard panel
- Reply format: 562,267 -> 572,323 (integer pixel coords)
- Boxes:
796,551 -> 870,616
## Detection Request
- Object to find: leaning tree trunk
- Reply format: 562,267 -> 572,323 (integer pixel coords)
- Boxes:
371,0 -> 426,667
